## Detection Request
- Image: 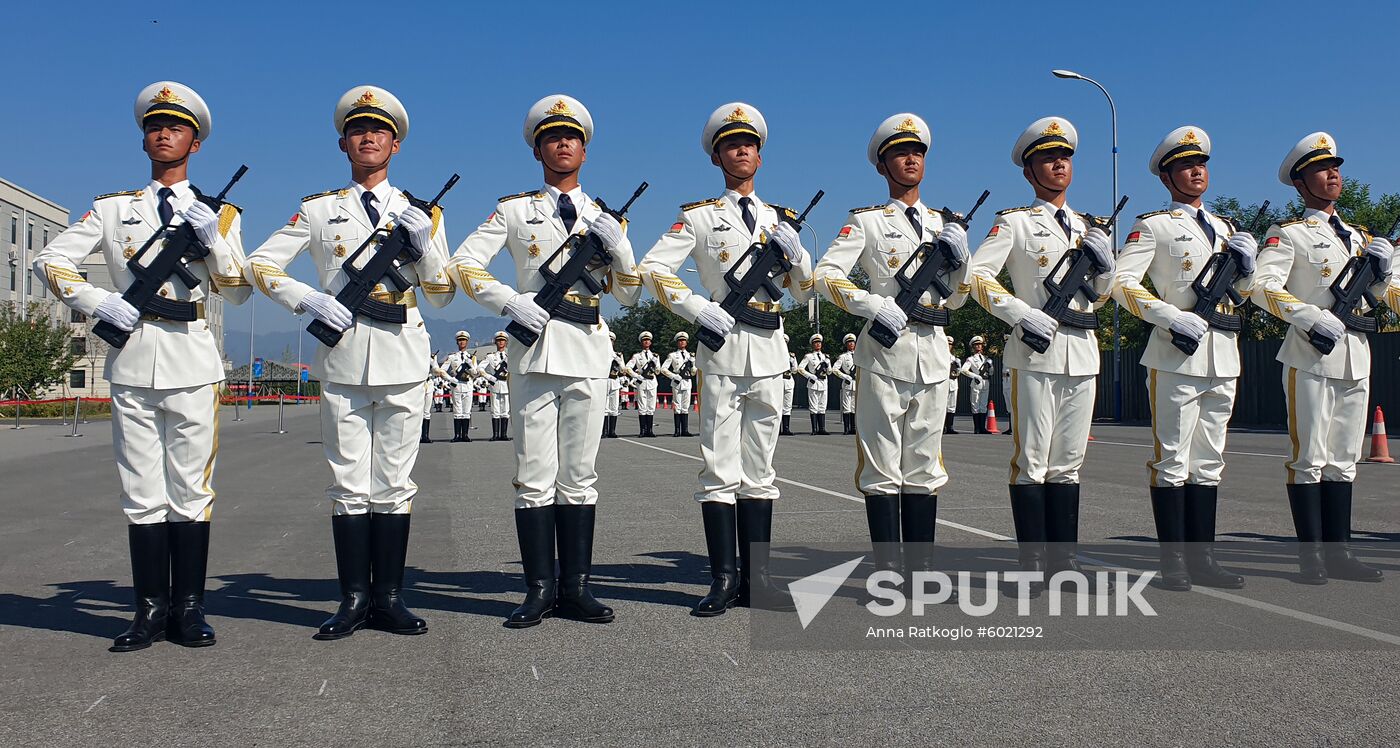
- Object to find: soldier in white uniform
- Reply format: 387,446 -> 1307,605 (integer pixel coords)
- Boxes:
627,331 -> 662,437
474,373 -> 490,411
833,333 -> 858,435
815,113 -> 970,587
443,330 -> 478,442
1252,132 -> 1396,584
960,335 -> 995,433
480,332 -> 512,440
36,82 -> 249,652
799,334 -> 833,435
247,86 -> 453,639
944,339 -> 962,434
960,117 -> 1115,591
603,330 -> 624,438
1112,126 -> 1257,590
661,331 -> 697,437
451,95 -> 643,627
780,334 -> 798,435
640,102 -> 813,615
420,352 -> 452,444
1000,335 -> 1014,436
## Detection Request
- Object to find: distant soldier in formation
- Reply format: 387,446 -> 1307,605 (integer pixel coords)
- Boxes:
780,334 -> 798,435
944,339 -> 962,434
421,352 -> 453,444
799,333 -> 833,435
959,335 -> 995,434
628,331 -> 662,437
480,331 -> 512,441
661,331 -> 697,437
443,330 -> 478,442
833,333 -> 858,435
603,330 -> 623,438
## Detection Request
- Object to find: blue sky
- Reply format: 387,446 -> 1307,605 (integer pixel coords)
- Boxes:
8,1 -> 1400,356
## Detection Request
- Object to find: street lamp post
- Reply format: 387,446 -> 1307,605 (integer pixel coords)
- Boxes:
1052,69 -> 1121,422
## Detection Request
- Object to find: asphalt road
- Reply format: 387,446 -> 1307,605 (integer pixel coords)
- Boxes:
1,403 -> 1397,746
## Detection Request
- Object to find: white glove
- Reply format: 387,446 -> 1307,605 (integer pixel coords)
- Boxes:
769,222 -> 807,265
1226,232 -> 1258,276
589,213 -> 623,251
937,223 -> 969,263
873,295 -> 908,332
1168,310 -> 1209,343
1364,237 -> 1393,277
95,292 -> 140,332
301,290 -> 354,332
394,205 -> 433,252
1018,308 -> 1058,342
1081,227 -> 1115,276
176,200 -> 220,247
696,300 -> 735,338
504,292 -> 550,334
1310,310 -> 1345,344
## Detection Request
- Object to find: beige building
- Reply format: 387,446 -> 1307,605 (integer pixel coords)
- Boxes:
2,176 -> 228,400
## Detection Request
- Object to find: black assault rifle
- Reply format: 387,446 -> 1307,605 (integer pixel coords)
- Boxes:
1022,196 -> 1131,354
1170,201 -> 1271,355
1308,213 -> 1400,355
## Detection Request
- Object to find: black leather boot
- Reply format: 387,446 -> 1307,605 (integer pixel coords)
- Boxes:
315,514 -> 371,640
903,493 -> 955,603
451,420 -> 464,442
693,502 -> 740,616
167,521 -> 216,647
1044,483 -> 1109,592
500,417 -> 511,441
1149,487 -> 1191,591
736,499 -> 795,611
780,415 -> 792,436
367,514 -> 427,635
1008,485 -> 1046,598
607,415 -> 618,439
1320,481 -> 1383,582
111,523 -> 170,652
864,494 -> 902,573
419,418 -> 431,444
462,419 -> 471,442
944,413 -> 958,434
1183,484 -> 1244,588
506,507 -> 557,628
817,414 -> 830,435
490,418 -> 500,441
554,505 -> 615,623
844,413 -> 856,435
1287,483 -> 1328,584
809,413 -> 819,435
681,413 -> 695,437
973,413 -> 987,434
673,414 -> 683,437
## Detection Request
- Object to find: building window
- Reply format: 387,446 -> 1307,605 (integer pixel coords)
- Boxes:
26,269 -> 33,295
70,337 -> 87,356
8,216 -> 15,245
27,223 -> 34,250
7,262 -> 13,291
70,308 -> 86,323
70,369 -> 86,389
42,228 -> 48,248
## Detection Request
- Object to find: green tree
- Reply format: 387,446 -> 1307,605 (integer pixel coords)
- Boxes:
0,302 -> 78,400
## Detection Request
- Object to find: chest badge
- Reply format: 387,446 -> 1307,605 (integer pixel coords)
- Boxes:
1033,229 -> 1050,238
1182,259 -> 1193,272
1037,255 -> 1049,267
528,244 -> 541,257
887,256 -> 900,268
334,244 -> 347,257
1174,235 -> 1193,243
123,247 -> 136,259
719,250 -> 730,263
1321,265 -> 1333,278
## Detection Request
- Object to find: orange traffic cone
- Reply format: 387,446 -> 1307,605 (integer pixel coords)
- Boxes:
1365,406 -> 1394,463
986,401 -> 999,434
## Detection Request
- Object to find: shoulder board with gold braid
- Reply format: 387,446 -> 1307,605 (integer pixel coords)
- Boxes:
996,206 -> 1032,216
1136,209 -> 1170,220
851,204 -> 885,215
1279,217 -> 1307,228
219,201 -> 243,213
769,204 -> 797,221
498,189 -> 539,203
302,189 -> 341,203
681,198 -> 722,212
94,189 -> 141,201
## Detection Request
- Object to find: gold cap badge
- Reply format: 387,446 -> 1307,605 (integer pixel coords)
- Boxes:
1313,135 -> 1331,150
1041,121 -> 1066,137
150,86 -> 184,105
546,99 -> 575,117
1178,130 -> 1202,146
724,107 -> 752,124
353,90 -> 382,108
896,117 -> 920,134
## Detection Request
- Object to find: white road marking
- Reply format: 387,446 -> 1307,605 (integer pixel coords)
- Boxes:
530,665 -> 540,681
64,540 -> 75,546
83,695 -> 106,714
317,679 -> 327,696
721,651 -> 739,667
621,437 -> 1400,647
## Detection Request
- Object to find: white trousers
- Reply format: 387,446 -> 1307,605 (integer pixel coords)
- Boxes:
1001,372 -> 1013,426
111,383 -> 221,525
697,373 -> 782,504
672,380 -> 693,413
512,372 -> 607,509
1284,367 -> 1369,484
451,386 -> 471,419
1146,369 -> 1236,487
491,391 -> 511,419
855,371 -> 948,495
782,377 -> 795,415
421,382 -> 435,419
637,378 -> 658,414
807,382 -> 828,414
969,379 -> 991,414
604,378 -> 621,416
321,381 -> 421,516
1007,369 -> 1095,485
840,383 -> 856,414
945,377 -> 959,414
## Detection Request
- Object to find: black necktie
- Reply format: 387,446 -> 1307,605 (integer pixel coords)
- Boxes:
361,191 -> 380,226
157,187 -> 174,225
739,196 -> 757,234
1054,208 -> 1072,241
1329,215 -> 1352,249
906,206 -> 922,239
558,193 -> 577,233
1196,209 -> 1218,248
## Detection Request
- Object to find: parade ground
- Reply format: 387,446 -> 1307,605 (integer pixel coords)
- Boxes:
2,406 -> 1397,746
